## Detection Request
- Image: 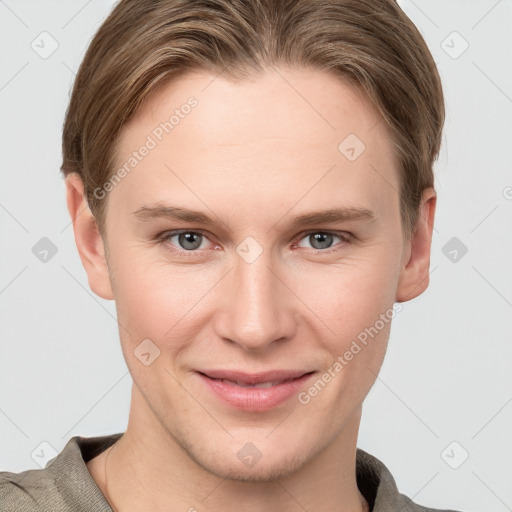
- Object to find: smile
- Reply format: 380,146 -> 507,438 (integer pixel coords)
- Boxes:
196,370 -> 315,411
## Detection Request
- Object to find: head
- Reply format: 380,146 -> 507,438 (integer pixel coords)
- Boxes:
63,0 -> 444,481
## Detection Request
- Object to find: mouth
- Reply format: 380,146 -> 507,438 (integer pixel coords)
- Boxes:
195,369 -> 316,411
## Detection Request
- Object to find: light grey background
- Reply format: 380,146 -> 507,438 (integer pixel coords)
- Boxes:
0,1 -> 511,511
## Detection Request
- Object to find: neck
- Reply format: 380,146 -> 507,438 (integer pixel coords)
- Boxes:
88,385 -> 368,512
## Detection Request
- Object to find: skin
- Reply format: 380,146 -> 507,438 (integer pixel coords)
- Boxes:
66,66 -> 436,512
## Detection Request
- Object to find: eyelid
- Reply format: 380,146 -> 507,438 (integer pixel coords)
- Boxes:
158,228 -> 217,251
158,228 -> 352,255
296,228 -> 352,240
293,229 -> 353,251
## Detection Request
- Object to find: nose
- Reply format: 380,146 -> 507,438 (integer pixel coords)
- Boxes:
213,249 -> 298,352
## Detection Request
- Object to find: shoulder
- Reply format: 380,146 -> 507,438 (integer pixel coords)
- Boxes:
356,447 -> 466,512
0,466 -> 57,511
395,491 -> 465,512
0,433 -> 122,512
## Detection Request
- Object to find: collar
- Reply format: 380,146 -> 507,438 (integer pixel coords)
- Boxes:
45,433 -> 421,511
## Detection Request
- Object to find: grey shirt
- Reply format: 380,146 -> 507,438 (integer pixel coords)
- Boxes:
0,433 -> 463,511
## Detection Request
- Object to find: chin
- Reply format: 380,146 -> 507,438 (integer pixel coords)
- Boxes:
173,428 -> 312,482
196,450 -> 310,483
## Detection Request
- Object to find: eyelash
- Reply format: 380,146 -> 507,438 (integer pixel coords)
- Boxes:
157,229 -> 352,257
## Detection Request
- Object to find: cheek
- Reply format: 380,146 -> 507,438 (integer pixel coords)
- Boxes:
111,263 -> 197,399
294,252 -> 401,341
110,230 -> 402,356
291,249 -> 402,403
110,253 -> 217,358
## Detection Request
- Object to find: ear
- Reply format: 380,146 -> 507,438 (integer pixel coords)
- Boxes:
396,187 -> 436,302
65,172 -> 114,300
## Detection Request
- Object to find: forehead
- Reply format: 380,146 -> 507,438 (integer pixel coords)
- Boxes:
123,66 -> 386,151
110,67 -> 399,222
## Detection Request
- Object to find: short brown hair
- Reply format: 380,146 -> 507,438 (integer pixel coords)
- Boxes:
61,0 -> 445,238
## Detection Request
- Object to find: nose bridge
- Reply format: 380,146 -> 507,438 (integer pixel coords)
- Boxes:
216,243 -> 296,351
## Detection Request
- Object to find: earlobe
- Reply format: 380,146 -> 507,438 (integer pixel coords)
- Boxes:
65,172 -> 114,300
395,188 -> 437,303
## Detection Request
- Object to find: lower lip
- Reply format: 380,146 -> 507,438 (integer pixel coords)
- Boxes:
197,372 -> 315,412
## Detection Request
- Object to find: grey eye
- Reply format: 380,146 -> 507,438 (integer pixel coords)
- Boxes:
297,232 -> 338,250
162,231 -> 206,251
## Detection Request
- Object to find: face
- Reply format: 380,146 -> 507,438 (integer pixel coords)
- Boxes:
68,66 -> 435,482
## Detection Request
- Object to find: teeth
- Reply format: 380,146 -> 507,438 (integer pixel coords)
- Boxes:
252,381 -> 275,388
221,379 -> 283,388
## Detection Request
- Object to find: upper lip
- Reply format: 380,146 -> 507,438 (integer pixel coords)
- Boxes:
198,369 -> 313,385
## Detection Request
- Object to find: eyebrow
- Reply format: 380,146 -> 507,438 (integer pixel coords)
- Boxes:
131,203 -> 376,229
